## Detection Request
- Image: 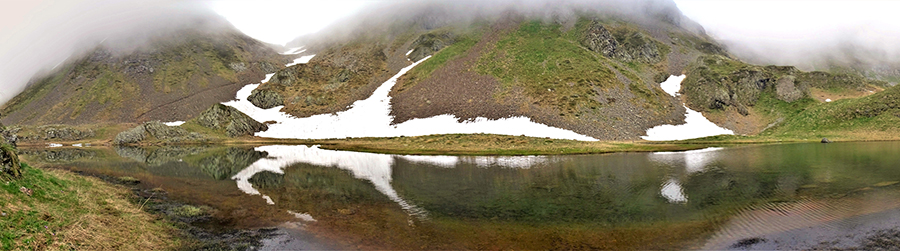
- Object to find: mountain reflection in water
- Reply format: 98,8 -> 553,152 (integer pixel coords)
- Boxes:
18,141 -> 900,250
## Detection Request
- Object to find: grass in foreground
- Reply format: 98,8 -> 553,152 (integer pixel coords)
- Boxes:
0,165 -> 179,250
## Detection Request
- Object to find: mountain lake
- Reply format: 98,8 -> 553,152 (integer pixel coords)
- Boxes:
19,141 -> 900,250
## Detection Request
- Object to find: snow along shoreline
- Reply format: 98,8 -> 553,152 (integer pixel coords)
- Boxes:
641,75 -> 734,141
222,55 -> 598,141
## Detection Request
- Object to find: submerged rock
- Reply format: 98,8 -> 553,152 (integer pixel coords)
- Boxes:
194,104 -> 268,137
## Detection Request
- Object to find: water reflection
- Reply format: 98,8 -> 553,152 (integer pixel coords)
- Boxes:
17,141 -> 900,250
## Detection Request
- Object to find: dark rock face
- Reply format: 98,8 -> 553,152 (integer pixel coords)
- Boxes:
407,32 -> 455,62
194,104 -> 268,137
582,22 -> 620,59
114,121 -> 206,145
0,144 -> 20,180
247,89 -> 284,109
582,20 -> 663,63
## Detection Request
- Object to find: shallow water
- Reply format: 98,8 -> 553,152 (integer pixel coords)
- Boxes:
19,141 -> 900,250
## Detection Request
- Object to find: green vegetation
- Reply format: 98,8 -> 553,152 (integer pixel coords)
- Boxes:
762,84 -> 900,140
477,21 -> 619,117
1,165 -> 179,250
0,65 -> 71,116
396,36 -> 479,92
312,134 -> 705,155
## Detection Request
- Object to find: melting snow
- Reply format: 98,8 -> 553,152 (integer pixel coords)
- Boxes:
223,56 -> 597,141
642,75 -> 734,141
48,143 -> 62,148
163,121 -> 185,126
281,47 -> 306,55
825,99 -> 832,102
285,55 -> 315,67
406,49 -> 414,56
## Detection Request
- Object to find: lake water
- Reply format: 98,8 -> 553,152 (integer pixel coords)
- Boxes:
19,141 -> 900,250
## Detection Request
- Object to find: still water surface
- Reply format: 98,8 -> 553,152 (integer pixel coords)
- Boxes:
20,141 -> 900,250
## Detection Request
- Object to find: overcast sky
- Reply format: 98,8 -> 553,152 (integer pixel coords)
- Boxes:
1,0 -> 898,104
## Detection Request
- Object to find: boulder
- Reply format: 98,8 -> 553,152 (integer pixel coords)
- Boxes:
247,89 -> 284,109
194,104 -> 268,137
821,138 -> 833,143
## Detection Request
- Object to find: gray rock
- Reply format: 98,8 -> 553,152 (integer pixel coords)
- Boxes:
194,104 -> 268,137
581,20 -> 662,63
37,125 -> 95,141
114,126 -> 147,145
247,89 -> 284,109
407,32 -> 455,62
113,121 -> 207,145
582,21 -> 620,59
821,138 -> 833,143
776,76 -> 804,102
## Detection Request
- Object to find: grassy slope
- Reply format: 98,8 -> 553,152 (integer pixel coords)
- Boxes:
394,36 -> 479,92
762,84 -> 900,140
1,166 -> 178,250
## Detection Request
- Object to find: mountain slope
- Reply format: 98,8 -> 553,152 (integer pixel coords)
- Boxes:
1,25 -> 287,126
250,1 -> 723,140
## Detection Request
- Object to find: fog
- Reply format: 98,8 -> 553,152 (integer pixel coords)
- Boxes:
0,0 -> 228,105
285,0 -> 703,48
675,0 -> 900,75
3,0 -> 898,106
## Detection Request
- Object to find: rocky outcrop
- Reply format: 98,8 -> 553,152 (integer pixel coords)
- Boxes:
114,121 -> 207,145
775,76 -> 803,102
0,144 -> 20,180
407,31 -> 455,62
247,89 -> 284,109
582,20 -> 664,63
194,104 -> 268,137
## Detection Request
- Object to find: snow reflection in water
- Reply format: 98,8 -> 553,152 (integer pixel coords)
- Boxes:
650,147 -> 725,203
231,145 -> 552,218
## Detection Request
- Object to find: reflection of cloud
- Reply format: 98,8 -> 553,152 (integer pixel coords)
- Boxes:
650,147 -> 724,173
231,145 -> 427,217
661,178 -> 687,203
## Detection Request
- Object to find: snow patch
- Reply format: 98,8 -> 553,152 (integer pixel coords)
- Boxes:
825,99 -> 832,102
48,143 -> 62,148
287,210 -> 316,222
406,49 -> 414,56
163,121 -> 185,126
223,56 -> 597,141
285,55 -> 316,67
642,75 -> 734,141
281,47 -> 306,55
659,75 -> 686,96
72,143 -> 83,147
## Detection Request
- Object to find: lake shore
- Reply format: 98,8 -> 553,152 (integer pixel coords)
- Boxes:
16,131 -> 894,156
